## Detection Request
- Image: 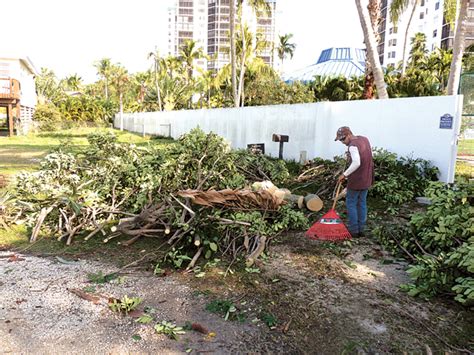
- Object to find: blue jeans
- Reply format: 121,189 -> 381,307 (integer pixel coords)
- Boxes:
346,189 -> 368,235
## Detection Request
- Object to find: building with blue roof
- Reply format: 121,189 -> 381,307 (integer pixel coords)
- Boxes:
284,47 -> 367,82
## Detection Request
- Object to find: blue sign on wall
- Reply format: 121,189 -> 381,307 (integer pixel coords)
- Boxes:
439,114 -> 453,129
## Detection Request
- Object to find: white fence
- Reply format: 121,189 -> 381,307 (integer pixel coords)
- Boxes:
115,95 -> 463,183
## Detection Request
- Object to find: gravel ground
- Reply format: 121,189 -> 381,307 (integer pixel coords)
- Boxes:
0,251 -> 263,354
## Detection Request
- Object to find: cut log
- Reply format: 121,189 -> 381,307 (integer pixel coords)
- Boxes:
304,194 -> 323,212
284,194 -> 305,209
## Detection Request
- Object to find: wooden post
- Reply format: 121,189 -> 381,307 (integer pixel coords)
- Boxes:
16,102 -> 21,135
7,104 -> 13,137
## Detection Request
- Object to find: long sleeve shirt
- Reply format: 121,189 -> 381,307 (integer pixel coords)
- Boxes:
343,146 -> 360,177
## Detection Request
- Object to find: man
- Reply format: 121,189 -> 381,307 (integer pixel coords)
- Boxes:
335,126 -> 374,237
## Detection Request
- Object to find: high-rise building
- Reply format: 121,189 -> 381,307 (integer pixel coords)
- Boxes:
377,0 -> 474,67
167,0 -> 208,70
168,0 -> 277,72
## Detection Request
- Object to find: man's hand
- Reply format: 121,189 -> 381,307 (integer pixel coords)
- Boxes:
338,174 -> 346,183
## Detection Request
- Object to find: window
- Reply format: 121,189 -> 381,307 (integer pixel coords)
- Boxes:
435,2 -> 440,10
419,12 -> 424,19
420,0 -> 425,5
391,51 -> 396,57
433,29 -> 437,37
388,52 -> 391,58
393,26 -> 398,34
392,38 -> 397,46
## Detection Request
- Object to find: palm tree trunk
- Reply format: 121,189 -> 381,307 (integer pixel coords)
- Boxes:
363,0 -> 380,99
119,92 -> 124,131
237,48 -> 247,107
401,2 -> 418,76
447,0 -> 469,95
355,0 -> 389,99
230,0 -> 238,107
154,61 -> 163,111
105,77 -> 109,100
238,16 -> 247,107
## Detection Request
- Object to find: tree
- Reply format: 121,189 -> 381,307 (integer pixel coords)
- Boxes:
230,0 -> 238,107
236,0 -> 271,106
35,68 -> 64,104
63,74 -> 83,92
390,0 -> 420,76
355,0 -> 389,99
447,0 -> 470,95
148,49 -> 163,111
94,58 -> 112,100
277,33 -> 296,73
178,39 -> 205,83
363,0 -> 381,99
228,0 -> 271,107
110,65 -> 129,130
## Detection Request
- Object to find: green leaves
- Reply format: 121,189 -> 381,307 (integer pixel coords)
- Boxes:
108,295 -> 142,315
376,181 -> 473,305
154,321 -> 185,340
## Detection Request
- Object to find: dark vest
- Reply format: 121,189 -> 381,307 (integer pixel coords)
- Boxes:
347,136 -> 374,190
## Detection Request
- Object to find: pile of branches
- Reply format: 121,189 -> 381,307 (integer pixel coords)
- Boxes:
290,157 -> 346,199
4,129 -> 307,268
291,149 -> 439,204
373,182 -> 473,305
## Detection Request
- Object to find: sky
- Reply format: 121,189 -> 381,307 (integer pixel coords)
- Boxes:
2,0 -> 363,83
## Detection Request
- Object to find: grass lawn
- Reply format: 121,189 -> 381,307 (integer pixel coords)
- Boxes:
0,127 -> 169,176
458,138 -> 474,155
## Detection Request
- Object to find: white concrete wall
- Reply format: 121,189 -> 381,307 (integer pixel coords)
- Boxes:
115,95 -> 463,183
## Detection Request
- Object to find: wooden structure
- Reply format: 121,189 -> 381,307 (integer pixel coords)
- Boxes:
0,78 -> 21,136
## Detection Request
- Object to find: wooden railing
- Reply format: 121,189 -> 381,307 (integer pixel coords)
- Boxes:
0,78 -> 21,100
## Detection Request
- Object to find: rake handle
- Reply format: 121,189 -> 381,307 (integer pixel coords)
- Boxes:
331,181 -> 343,210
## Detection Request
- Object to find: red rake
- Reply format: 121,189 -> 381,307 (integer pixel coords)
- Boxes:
305,181 -> 352,241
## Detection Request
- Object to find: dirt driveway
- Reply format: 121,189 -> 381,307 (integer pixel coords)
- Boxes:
1,234 -> 473,354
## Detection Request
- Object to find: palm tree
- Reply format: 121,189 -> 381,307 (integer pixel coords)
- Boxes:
229,0 -> 271,107
110,65 -> 129,130
178,39 -> 205,83
148,49 -> 163,111
64,74 -> 83,91
94,58 -> 112,100
355,0 -> 389,99
236,0 -> 271,106
277,33 -> 296,73
132,72 -> 150,104
363,0 -> 381,99
447,0 -> 469,95
390,0 -> 420,76
35,68 -> 64,104
230,0 -> 238,107
428,48 -> 452,92
407,32 -> 428,66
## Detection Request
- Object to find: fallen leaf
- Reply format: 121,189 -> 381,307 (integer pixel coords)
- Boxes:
8,255 -> 25,262
191,322 -> 208,334
69,288 -> 101,304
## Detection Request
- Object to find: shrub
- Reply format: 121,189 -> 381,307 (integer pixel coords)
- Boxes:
33,103 -> 62,131
374,182 -> 473,304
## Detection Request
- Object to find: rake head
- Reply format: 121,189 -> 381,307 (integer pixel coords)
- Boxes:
305,209 -> 352,241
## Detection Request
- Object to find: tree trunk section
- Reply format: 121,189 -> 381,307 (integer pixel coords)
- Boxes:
401,2 -> 418,76
230,0 -> 238,107
304,194 -> 324,212
447,0 -> 469,95
355,0 -> 389,99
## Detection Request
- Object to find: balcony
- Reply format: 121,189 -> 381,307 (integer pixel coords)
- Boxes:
0,78 -> 21,101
